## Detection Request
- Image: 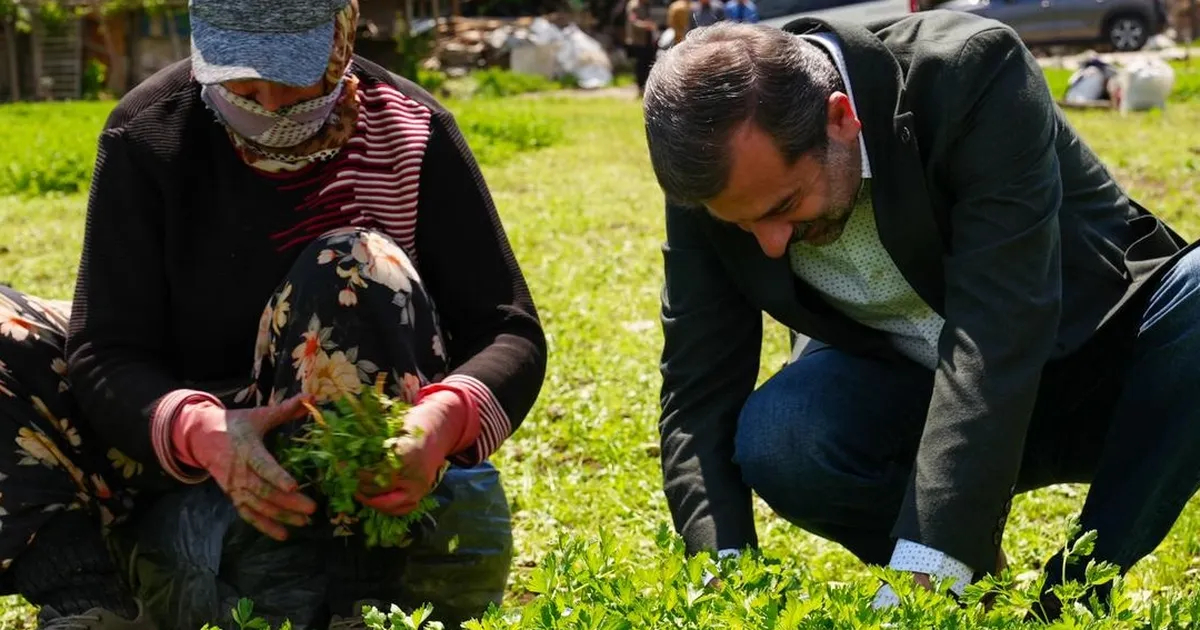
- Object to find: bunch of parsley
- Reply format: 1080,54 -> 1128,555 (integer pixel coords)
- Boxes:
277,375 -> 438,548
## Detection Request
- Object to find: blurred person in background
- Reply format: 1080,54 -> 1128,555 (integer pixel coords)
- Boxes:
692,0 -> 726,29
723,0 -> 758,23
626,0 -> 660,96
667,0 -> 692,45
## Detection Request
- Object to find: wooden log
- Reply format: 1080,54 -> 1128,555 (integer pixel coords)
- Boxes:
3,18 -> 19,101
30,17 -> 45,100
166,8 -> 184,61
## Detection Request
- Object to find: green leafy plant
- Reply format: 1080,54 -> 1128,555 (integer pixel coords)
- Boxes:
471,69 -> 561,99
201,598 -> 445,630
276,375 -> 438,548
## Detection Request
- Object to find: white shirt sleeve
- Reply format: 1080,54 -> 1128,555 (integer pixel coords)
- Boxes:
871,539 -> 975,608
701,548 -> 744,586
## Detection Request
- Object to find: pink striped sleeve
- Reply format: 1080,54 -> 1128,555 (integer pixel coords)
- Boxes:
151,389 -> 218,485
436,374 -> 513,466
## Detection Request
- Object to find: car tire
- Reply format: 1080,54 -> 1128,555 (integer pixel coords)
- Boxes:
1106,14 -> 1149,51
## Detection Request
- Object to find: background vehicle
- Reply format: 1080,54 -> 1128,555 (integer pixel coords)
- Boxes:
759,0 -> 911,25
918,0 -> 1169,51
754,0 -> 1167,52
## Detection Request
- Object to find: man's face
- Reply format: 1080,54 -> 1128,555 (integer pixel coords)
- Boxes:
704,92 -> 864,258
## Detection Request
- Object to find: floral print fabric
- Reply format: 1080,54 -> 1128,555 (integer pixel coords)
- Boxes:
0,286 -> 139,585
243,227 -> 451,538
0,226 -> 451,585
245,227 -> 448,408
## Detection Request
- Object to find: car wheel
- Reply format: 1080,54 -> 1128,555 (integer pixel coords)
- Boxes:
1107,15 -> 1148,51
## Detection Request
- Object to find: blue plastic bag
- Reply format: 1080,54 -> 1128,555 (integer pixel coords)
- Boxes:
107,463 -> 514,630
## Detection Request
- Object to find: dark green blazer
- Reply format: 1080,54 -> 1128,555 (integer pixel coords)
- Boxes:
657,9 -> 1193,572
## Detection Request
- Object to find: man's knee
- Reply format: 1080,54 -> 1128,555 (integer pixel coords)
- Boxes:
733,379 -> 854,524
1142,246 -> 1200,335
1160,247 -> 1200,300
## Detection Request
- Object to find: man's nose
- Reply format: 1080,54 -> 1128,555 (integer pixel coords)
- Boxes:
749,222 -> 793,259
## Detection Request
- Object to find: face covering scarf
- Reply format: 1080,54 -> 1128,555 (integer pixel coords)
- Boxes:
202,79 -> 346,149
203,0 -> 361,172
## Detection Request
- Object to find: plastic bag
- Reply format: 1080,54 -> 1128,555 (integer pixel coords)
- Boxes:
106,463 -> 514,630
557,25 -> 614,89
1064,63 -> 1114,103
1113,58 -> 1175,113
389,463 -> 514,627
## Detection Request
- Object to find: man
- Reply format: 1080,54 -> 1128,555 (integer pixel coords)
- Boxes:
691,0 -> 725,29
625,0 -> 659,97
723,0 -> 758,23
644,15 -> 1200,618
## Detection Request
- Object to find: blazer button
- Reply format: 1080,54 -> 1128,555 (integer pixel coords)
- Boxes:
899,127 -> 913,144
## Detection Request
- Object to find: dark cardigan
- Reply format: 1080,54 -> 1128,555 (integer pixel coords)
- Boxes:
64,55 -> 547,478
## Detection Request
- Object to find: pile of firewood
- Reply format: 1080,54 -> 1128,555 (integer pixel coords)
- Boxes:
428,13 -> 602,71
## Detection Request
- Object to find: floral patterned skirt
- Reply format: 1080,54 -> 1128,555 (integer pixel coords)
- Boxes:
0,227 -> 508,618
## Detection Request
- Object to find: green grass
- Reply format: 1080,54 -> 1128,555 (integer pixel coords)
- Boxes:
2,81 -> 1200,628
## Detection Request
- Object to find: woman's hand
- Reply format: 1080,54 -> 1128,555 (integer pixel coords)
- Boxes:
354,391 -> 467,515
179,394 -> 319,540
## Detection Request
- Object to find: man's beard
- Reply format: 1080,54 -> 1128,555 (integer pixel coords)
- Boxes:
789,142 -> 862,247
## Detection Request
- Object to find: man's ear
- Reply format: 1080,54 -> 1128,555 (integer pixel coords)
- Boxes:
825,92 -> 861,143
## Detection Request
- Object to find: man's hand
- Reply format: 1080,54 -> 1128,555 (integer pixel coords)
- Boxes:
180,394 -> 319,541
910,572 -> 934,591
354,390 -> 467,515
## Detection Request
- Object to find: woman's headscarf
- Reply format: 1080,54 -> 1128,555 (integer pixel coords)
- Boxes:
224,0 -> 361,172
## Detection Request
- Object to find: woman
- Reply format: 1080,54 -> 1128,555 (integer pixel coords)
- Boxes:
0,0 -> 547,627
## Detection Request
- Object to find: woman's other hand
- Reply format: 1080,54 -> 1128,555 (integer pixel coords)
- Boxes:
176,394 -> 319,540
354,390 -> 468,516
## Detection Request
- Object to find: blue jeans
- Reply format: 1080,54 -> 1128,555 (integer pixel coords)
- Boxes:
733,247 -> 1200,579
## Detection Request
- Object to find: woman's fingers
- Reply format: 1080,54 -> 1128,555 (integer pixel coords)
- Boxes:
244,444 -> 318,515
244,439 -> 303,493
215,438 -> 316,535
234,499 -> 290,542
232,486 -> 311,528
254,393 -> 315,434
236,471 -> 316,523
356,488 -> 422,516
356,467 -> 400,496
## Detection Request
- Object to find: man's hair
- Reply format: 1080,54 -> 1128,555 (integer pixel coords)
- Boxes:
642,23 -> 846,207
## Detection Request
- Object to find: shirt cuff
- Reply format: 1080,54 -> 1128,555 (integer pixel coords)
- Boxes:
872,539 -> 974,608
152,389 -> 219,485
415,380 -> 482,455
888,538 -> 974,593
435,374 -> 512,467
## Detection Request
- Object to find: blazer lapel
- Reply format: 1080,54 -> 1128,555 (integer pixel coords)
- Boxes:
784,17 -> 948,314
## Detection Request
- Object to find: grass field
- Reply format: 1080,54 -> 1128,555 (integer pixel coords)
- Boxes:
1,66 -> 1199,628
